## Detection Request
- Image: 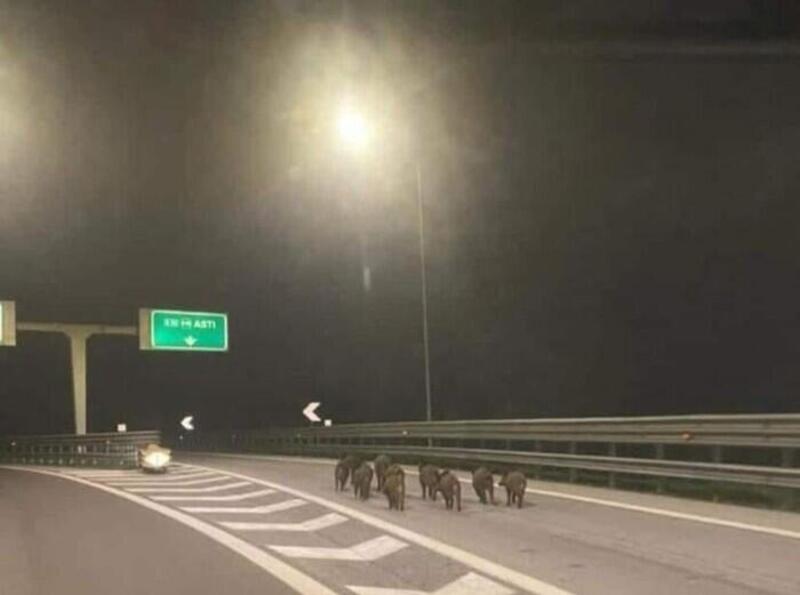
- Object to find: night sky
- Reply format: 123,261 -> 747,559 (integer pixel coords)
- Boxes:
2,1 -> 800,435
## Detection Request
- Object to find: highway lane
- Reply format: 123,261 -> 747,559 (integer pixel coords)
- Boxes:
2,456 -> 799,594
0,467 -> 297,595
180,453 -> 800,595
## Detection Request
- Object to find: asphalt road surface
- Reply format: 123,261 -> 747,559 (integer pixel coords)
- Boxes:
2,453 -> 799,594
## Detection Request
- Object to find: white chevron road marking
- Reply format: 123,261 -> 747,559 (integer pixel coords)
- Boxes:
221,512 -> 347,532
105,471 -> 218,483
108,475 -> 229,487
127,481 -> 250,494
347,572 -> 514,595
180,498 -> 307,514
269,535 -> 407,561
150,488 -> 276,502
194,461 -> 574,595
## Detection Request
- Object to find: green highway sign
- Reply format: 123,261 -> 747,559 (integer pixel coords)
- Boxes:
139,309 -> 228,352
0,301 -> 16,347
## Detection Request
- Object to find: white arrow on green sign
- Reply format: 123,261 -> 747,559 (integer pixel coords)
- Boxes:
140,309 -> 228,352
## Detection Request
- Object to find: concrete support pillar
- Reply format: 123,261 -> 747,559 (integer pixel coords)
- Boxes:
69,332 -> 89,435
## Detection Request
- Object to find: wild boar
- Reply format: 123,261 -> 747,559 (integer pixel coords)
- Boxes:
418,463 -> 440,500
374,454 -> 392,491
334,460 -> 350,491
499,470 -> 527,508
352,462 -> 374,501
472,467 -> 495,504
334,454 -> 361,490
382,464 -> 406,510
435,470 -> 462,511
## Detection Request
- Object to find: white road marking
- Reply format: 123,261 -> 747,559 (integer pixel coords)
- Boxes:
197,453 -> 800,542
181,498 -> 307,514
104,471 -> 218,483
150,488 -> 276,502
1,466 -> 336,595
222,512 -> 348,532
520,485 -> 800,541
193,463 -> 574,595
348,572 -> 514,595
68,467 -> 202,479
107,475 -> 230,487
269,535 -> 407,561
127,481 -> 250,493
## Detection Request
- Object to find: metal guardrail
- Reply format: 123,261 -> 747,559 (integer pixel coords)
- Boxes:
0,430 -> 162,468
268,414 -> 800,448
181,414 -> 800,495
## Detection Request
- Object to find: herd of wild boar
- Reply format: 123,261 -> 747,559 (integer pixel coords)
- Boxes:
334,454 -> 528,512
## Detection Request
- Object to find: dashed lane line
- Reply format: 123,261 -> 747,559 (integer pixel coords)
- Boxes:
0,465 -> 337,595
192,463 -> 574,595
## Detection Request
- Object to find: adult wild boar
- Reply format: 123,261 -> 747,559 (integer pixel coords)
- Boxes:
382,464 -> 406,510
435,469 -> 461,511
472,467 -> 495,504
352,462 -> 374,501
374,454 -> 392,491
334,454 -> 361,491
499,470 -> 527,508
418,463 -> 439,500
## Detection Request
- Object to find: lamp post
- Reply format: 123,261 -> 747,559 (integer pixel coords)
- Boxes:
336,107 -> 433,422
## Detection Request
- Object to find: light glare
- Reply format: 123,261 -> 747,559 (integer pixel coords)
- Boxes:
337,108 -> 369,151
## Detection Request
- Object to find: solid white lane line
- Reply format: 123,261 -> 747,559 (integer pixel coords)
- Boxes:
108,475 -> 230,487
127,481 -> 250,494
521,485 -> 800,541
193,463 -> 573,595
347,572 -> 514,595
150,488 -> 276,502
270,535 -> 407,561
194,453 -> 800,542
222,512 -> 348,532
1,466 -> 336,595
181,499 -> 307,514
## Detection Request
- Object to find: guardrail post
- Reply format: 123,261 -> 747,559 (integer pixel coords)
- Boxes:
568,442 -> 577,483
655,444 -> 666,493
608,443 -> 617,488
710,445 -> 723,502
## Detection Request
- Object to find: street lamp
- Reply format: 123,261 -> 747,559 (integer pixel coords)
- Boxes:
336,107 -> 370,153
335,107 -> 434,423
